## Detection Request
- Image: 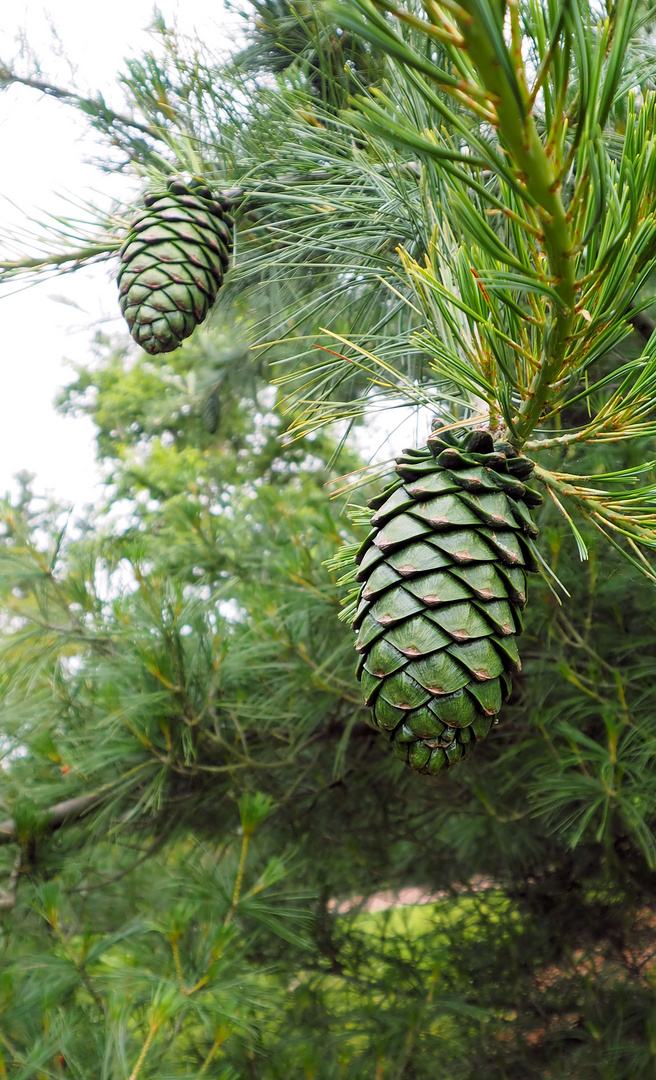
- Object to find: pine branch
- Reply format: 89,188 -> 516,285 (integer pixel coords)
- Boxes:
0,851 -> 22,913
0,67 -> 163,139
0,793 -> 103,847
0,244 -> 118,275
533,462 -> 656,581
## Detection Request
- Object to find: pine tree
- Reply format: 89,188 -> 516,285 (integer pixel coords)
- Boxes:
2,2 -> 656,1076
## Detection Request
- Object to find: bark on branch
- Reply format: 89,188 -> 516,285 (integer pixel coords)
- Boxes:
0,792 -> 103,846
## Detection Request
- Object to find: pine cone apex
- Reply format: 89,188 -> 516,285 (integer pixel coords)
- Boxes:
426,427 -> 543,504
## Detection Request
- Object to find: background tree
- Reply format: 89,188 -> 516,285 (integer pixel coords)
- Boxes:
2,1 -> 656,1076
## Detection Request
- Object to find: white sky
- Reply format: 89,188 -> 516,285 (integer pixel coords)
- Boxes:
0,2 -> 432,512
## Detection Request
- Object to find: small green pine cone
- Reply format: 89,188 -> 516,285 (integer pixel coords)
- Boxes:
117,176 -> 234,355
201,386 -> 221,434
353,428 -> 542,775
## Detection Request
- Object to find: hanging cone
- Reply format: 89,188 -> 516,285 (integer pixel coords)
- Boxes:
117,176 -> 234,355
353,428 -> 542,774
201,386 -> 221,434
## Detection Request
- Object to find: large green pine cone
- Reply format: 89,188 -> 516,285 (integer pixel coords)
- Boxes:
353,428 -> 543,774
117,177 -> 234,355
